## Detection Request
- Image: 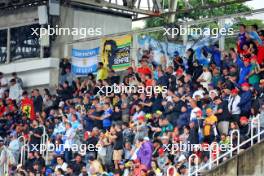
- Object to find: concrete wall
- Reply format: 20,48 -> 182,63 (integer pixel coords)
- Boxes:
51,6 -> 132,58
206,140 -> 264,176
0,6 -> 38,28
0,58 -> 60,88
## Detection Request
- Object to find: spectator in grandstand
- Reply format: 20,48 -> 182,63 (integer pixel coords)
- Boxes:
0,72 -> 8,99
0,22 -> 264,176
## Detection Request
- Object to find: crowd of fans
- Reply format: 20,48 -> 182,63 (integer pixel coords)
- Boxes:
0,24 -> 264,176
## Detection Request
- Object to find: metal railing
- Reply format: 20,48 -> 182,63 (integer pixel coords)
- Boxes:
189,116 -> 263,176
39,125 -> 49,165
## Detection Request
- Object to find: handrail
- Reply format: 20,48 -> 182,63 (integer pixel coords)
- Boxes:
230,129 -> 240,158
20,144 -> 30,166
209,142 -> 220,169
251,116 -> 261,145
189,116 -> 263,176
189,129 -> 264,176
3,148 -> 9,176
188,154 -> 199,176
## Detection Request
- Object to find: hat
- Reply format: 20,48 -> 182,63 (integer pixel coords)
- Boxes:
158,148 -> 165,155
127,66 -> 133,70
206,108 -> 213,114
243,58 -> 251,63
241,82 -> 250,87
195,110 -> 203,116
58,101 -> 65,107
143,136 -> 150,141
138,116 -> 145,121
240,116 -> 248,123
176,68 -> 184,75
155,110 -> 163,116
231,88 -> 239,94
174,51 -> 180,57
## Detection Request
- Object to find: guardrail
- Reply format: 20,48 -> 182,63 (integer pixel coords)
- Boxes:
189,116 -> 263,176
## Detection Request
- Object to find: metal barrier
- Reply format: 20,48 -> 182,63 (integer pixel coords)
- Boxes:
189,116 -> 263,176
230,129 -> 240,158
3,149 -> 9,176
188,154 -> 199,176
20,144 -> 30,166
209,142 -> 220,169
251,116 -> 261,145
39,125 -> 50,165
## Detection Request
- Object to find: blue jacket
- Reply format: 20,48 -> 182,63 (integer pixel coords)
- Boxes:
204,46 -> 222,67
195,47 -> 209,66
236,56 -> 251,85
238,90 -> 252,113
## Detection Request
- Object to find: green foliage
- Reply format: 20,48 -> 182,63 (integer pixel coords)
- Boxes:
144,0 -> 252,40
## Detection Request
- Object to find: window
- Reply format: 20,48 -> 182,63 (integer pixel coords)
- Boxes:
10,24 -> 41,61
0,29 -> 7,63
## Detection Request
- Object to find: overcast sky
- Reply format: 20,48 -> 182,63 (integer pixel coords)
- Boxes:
132,0 -> 264,29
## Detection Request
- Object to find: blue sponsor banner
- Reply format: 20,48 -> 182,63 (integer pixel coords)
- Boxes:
71,47 -> 99,75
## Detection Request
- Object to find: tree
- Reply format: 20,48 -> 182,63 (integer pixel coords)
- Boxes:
144,0 -> 252,41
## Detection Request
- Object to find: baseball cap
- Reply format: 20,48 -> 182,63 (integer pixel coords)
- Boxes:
231,88 -> 239,94
241,82 -> 250,87
240,116 -> 248,123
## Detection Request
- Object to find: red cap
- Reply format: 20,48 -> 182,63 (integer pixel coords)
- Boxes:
127,66 -> 133,70
138,116 -> 145,121
176,68 -> 183,75
158,148 -> 165,155
243,58 -> 250,63
241,82 -> 250,87
196,110 -> 203,116
231,88 -> 239,94
240,116 -> 248,123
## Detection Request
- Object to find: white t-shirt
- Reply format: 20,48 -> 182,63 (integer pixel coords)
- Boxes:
198,71 -> 212,90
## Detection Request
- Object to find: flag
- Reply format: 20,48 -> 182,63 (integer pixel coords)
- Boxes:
21,98 -> 35,120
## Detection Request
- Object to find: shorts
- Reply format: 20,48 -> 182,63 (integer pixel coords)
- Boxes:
113,149 -> 123,161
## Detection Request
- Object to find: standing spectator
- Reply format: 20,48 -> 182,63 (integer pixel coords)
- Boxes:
63,122 -> 76,163
238,82 -> 252,117
203,108 -> 218,143
213,96 -> 230,135
11,72 -> 23,88
197,66 -> 212,90
228,88 -> 241,123
59,58 -> 71,76
137,137 -> 153,169
0,72 -> 8,99
9,79 -> 22,102
110,124 -> 123,170
97,62 -> 109,81
33,89 -> 43,116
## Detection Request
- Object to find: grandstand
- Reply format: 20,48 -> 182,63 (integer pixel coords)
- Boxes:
0,0 -> 264,176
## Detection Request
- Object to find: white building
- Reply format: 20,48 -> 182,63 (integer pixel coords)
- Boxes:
0,1 -> 132,89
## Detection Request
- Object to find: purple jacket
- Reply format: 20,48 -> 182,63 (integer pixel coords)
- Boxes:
137,141 -> 153,169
